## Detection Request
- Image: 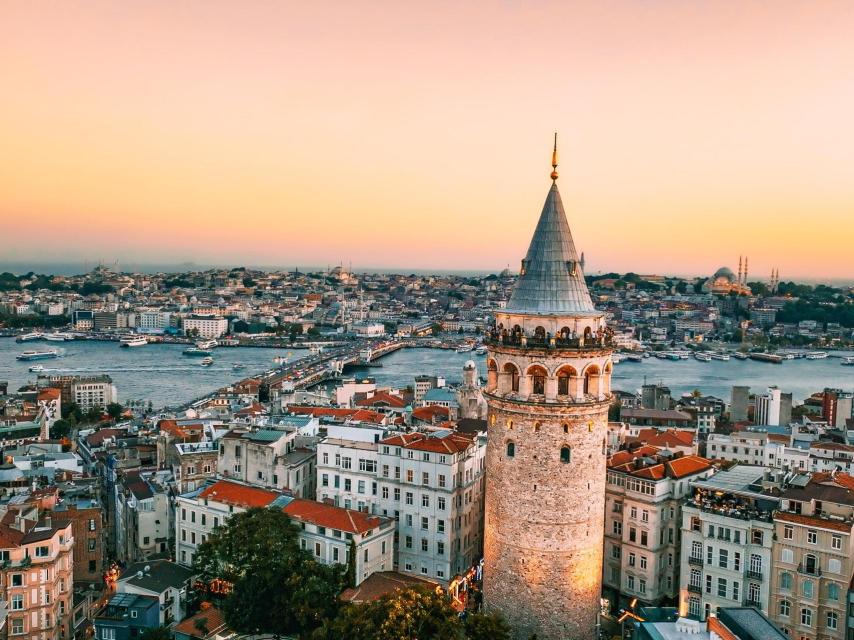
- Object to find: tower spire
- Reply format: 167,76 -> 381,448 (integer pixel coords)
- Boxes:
550,132 -> 559,182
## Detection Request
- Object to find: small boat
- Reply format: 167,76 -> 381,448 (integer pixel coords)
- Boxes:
44,332 -> 74,342
733,352 -> 749,360
694,353 -> 712,362
17,349 -> 60,361
16,332 -> 44,343
611,354 -> 622,364
29,364 -> 45,372
183,347 -> 212,357
456,344 -> 473,353
232,363 -> 245,370
626,354 -> 643,363
806,351 -> 828,360
196,339 -> 218,350
709,352 -> 730,361
842,357 -> 854,366
665,352 -> 682,361
474,346 -> 487,356
119,335 -> 148,348
200,356 -> 214,366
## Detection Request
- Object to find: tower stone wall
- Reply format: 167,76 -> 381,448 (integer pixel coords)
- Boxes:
482,144 -> 612,640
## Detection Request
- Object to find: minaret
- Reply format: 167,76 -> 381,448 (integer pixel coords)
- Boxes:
482,137 -> 612,640
744,256 -> 749,284
737,256 -> 743,285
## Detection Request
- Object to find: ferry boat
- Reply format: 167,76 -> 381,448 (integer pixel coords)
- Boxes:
232,363 -> 246,370
196,339 -> 218,350
806,351 -> 828,360
29,364 -> 45,372
456,344 -> 473,353
733,352 -> 749,360
44,332 -> 74,342
16,332 -> 44,343
694,352 -> 712,362
842,357 -> 854,366
665,352 -> 682,361
200,356 -> 214,366
183,347 -> 212,357
16,349 -> 60,361
709,352 -> 730,361
119,335 -> 148,348
625,354 -> 644,363
750,352 -> 783,364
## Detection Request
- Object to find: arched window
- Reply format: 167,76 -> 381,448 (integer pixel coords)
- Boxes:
558,371 -> 570,396
780,572 -> 792,590
560,446 -> 571,464
503,363 -> 520,392
507,420 -> 513,430
534,326 -> 546,342
827,582 -> 840,601
804,554 -> 817,575
528,365 -> 547,395
563,424 -> 569,434
506,442 -> 515,458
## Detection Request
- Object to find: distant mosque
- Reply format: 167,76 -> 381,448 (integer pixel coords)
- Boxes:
702,255 -> 753,296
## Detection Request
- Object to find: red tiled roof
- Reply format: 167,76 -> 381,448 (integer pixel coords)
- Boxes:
235,402 -> 265,416
173,606 -> 228,639
158,420 -> 204,441
355,392 -> 407,409
85,428 -> 125,447
37,388 -> 61,401
635,428 -> 694,449
665,455 -> 714,479
381,431 -> 474,454
288,406 -> 386,423
411,406 -> 450,422
775,510 -> 852,533
340,571 -> 439,603
811,471 -> 854,491
198,480 -> 280,509
283,498 -> 387,534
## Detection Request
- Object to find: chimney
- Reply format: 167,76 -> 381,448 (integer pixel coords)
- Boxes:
45,515 -> 52,529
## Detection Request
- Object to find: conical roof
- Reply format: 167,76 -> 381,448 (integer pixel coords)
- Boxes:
505,182 -> 596,315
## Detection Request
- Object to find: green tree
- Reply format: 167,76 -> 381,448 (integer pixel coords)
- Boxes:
49,419 -> 73,440
62,402 -> 83,423
85,406 -> 103,423
106,403 -> 124,421
193,508 -> 343,639
464,612 -> 512,640
139,627 -> 173,640
313,586 -> 463,640
306,326 -> 321,337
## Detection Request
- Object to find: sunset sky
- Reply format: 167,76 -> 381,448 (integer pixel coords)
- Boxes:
1,1 -> 852,279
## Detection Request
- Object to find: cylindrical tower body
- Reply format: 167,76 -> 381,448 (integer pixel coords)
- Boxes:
482,171 -> 612,639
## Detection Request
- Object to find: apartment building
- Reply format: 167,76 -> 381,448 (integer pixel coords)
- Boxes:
679,465 -> 780,621
317,429 -> 486,582
217,429 -> 315,497
769,471 -> 854,640
71,376 -> 118,411
0,512 -> 74,640
182,316 -> 228,339
604,446 -> 716,610
114,470 -> 173,563
173,442 -> 218,494
174,479 -> 392,585
705,432 -> 768,466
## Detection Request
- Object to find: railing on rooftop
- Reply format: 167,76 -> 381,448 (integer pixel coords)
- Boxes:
690,499 -> 774,523
482,329 -> 615,350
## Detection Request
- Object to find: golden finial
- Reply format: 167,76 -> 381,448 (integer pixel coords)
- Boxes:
550,132 -> 559,181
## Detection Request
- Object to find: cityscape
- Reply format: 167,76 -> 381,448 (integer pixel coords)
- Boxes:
2,2 -> 853,640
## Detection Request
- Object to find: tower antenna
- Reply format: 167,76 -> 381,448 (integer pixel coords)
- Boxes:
550,132 -> 559,182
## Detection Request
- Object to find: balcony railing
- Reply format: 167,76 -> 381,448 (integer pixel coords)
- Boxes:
687,584 -> 702,594
742,599 -> 762,609
483,329 -> 614,350
797,563 -> 821,577
688,556 -> 704,567
745,569 -> 763,580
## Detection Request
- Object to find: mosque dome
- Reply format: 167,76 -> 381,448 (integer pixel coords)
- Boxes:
712,267 -> 736,282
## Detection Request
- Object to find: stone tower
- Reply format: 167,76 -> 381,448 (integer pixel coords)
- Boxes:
482,140 -> 613,640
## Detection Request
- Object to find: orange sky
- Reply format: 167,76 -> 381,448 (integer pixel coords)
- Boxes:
1,1 -> 852,279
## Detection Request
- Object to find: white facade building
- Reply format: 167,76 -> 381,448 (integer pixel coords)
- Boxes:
183,316 -> 229,338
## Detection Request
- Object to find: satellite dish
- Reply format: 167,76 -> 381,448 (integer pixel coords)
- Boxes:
144,565 -> 150,573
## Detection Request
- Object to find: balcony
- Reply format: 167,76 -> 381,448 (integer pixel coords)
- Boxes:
483,329 -> 614,351
797,563 -> 821,577
688,556 -> 704,567
742,599 -> 762,609
745,569 -> 763,580
687,584 -> 702,594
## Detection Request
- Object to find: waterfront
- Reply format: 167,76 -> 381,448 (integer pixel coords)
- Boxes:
1,338 -> 851,409
0,338 -> 302,408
